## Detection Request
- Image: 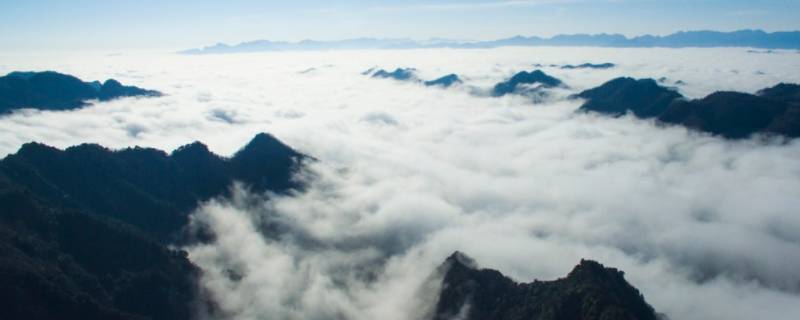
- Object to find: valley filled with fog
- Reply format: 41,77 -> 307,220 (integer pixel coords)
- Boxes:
2,47 -> 800,320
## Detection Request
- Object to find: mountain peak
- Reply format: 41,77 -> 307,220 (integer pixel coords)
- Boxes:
171,141 -> 211,157
757,83 -> 800,102
98,77 -> 160,101
432,254 -> 658,320
492,69 -> 564,97
102,79 -> 122,87
231,133 -> 307,192
15,141 -> 61,159
424,74 -> 462,87
566,259 -> 625,282
443,251 -> 478,269
576,77 -> 683,118
370,68 -> 417,81
238,133 -> 293,155
233,132 -> 306,165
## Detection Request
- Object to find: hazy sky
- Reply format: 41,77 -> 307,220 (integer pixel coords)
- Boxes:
1,0 -> 799,51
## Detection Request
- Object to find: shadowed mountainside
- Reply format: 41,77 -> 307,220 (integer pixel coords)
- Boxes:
577,78 -> 800,139
0,71 -> 161,114
0,189 -> 200,320
0,133 -> 309,320
432,252 -> 659,320
0,133 -> 308,242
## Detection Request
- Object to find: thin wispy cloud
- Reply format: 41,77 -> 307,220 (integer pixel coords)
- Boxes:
726,9 -> 772,17
369,0 -> 582,12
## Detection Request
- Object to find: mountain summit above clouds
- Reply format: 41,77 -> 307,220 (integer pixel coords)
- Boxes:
0,133 -> 308,241
0,71 -> 161,114
576,79 -> 800,139
431,251 -> 659,320
492,70 -> 566,97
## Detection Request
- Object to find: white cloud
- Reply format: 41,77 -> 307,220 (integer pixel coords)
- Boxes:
1,47 -> 800,320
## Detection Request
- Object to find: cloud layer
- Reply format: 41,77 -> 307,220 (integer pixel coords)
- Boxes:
1,47 -> 800,320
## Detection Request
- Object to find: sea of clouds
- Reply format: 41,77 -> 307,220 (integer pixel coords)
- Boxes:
1,47 -> 800,320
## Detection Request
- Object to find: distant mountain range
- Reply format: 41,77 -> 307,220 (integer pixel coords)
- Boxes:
181,30 -> 800,54
0,71 -> 161,114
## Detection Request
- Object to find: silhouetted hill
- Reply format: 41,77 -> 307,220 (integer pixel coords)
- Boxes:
424,74 -> 462,88
576,79 -> 800,139
432,252 -> 658,320
0,71 -> 160,114
492,70 -> 565,97
0,133 -> 308,241
182,30 -> 800,53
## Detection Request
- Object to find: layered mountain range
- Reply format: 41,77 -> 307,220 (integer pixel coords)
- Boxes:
0,133 -> 307,319
0,132 -> 662,320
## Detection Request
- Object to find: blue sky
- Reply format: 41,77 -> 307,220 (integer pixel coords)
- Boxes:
1,0 -> 798,51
